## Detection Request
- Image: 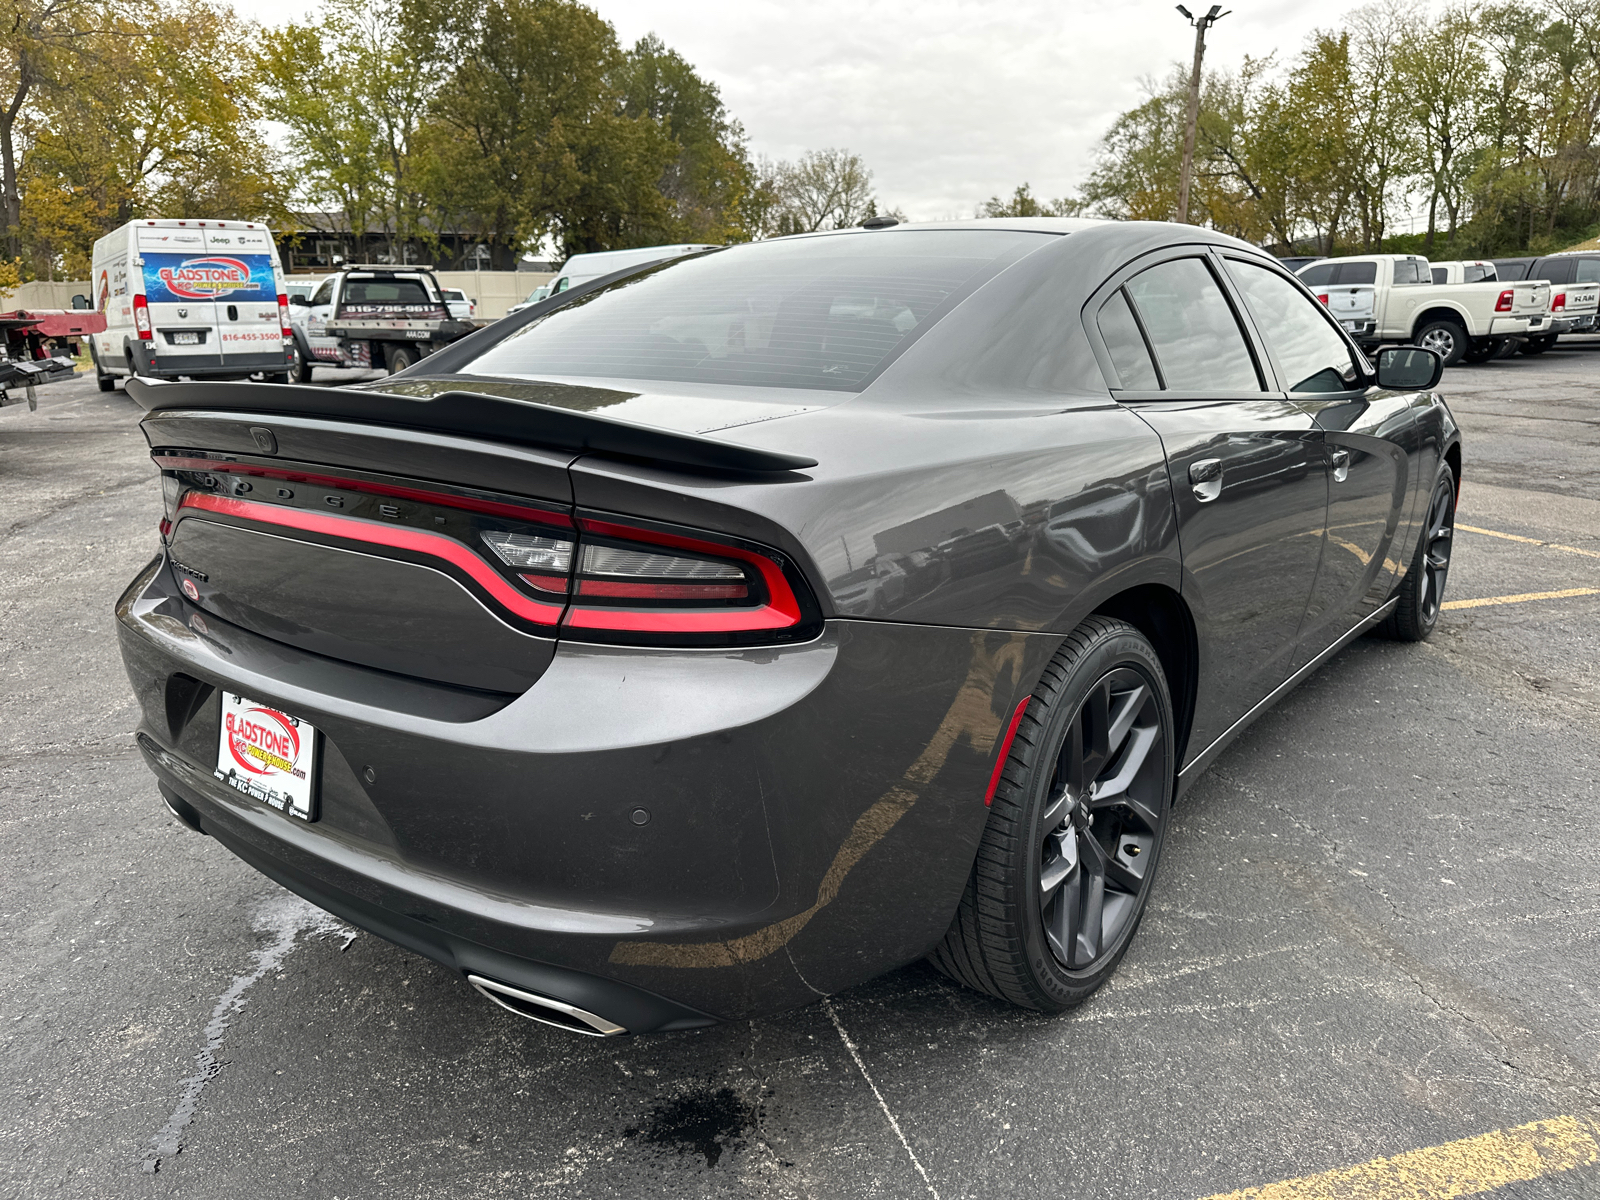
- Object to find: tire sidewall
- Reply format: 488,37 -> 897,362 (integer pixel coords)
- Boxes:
1417,321 -> 1467,366
1416,471 -> 1457,635
1009,627 -> 1176,1006
387,345 -> 415,374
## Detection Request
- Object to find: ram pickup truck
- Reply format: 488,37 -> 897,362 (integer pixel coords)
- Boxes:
1297,253 -> 1550,365
286,266 -> 475,381
1492,252 -> 1600,351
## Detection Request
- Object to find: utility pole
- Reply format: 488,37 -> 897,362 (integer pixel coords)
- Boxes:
1174,4 -> 1229,225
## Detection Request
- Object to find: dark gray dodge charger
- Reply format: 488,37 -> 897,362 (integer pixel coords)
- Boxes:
117,219 -> 1461,1035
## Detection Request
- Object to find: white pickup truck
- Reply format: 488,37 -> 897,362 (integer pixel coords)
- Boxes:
1296,254 -> 1551,365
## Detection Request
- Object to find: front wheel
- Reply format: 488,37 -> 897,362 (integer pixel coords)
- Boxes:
930,617 -> 1175,1011
1378,470 -> 1456,641
1414,319 -> 1468,366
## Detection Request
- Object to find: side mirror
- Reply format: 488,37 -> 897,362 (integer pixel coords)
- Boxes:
289,294 -> 310,306
1375,345 -> 1443,391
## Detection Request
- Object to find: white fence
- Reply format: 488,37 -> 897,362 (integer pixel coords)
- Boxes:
0,280 -> 94,311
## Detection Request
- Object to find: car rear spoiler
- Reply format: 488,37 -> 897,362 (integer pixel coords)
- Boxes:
125,379 -> 817,475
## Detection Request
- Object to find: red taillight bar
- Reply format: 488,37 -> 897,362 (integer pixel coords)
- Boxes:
133,295 -> 152,340
1316,293 -> 1330,306
277,293 -> 291,337
1552,292 -> 1566,311
154,455 -> 573,527
1495,289 -> 1514,312
177,492 -> 564,625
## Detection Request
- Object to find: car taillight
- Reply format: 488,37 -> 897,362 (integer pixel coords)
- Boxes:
134,295 -> 152,340
160,473 -> 189,539
1316,293 -> 1330,305
1496,289 -> 1514,312
560,516 -> 814,644
480,530 -> 575,594
277,293 -> 291,336
1552,292 -> 1567,311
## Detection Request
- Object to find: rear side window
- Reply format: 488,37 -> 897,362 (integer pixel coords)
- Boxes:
1298,263 -> 1336,286
1577,259 -> 1600,284
1393,260 -> 1427,285
1096,291 -> 1160,389
458,230 -> 1043,391
1227,260 -> 1362,393
1430,268 -> 1447,285
1334,262 -> 1377,285
1538,260 -> 1574,284
1123,257 -> 1261,392
1495,261 -> 1530,281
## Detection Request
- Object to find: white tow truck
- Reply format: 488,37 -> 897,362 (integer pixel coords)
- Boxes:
286,265 -> 475,381
1296,253 -> 1551,365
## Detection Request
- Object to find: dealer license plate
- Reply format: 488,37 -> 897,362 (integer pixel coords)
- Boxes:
215,691 -> 318,821
171,331 -> 201,345
1340,320 -> 1361,331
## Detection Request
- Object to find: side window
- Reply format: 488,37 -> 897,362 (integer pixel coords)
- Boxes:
310,279 -> 334,306
1542,260 -> 1573,284
1496,261 -> 1529,281
1123,257 -> 1261,392
1298,263 -> 1336,287
1430,267 -> 1447,285
1575,259 -> 1599,284
1464,264 -> 1495,283
553,276 -> 570,293
1096,290 -> 1160,390
1227,260 -> 1363,394
1393,260 -> 1427,286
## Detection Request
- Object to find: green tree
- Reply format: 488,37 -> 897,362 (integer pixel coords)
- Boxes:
977,182 -> 1084,217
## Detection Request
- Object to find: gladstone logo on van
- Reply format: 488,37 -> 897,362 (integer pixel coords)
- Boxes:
158,256 -> 256,299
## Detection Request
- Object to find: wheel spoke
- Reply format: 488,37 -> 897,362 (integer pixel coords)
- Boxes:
1075,833 -> 1107,964
1040,832 -> 1077,897
1105,683 -> 1147,758
1104,848 -> 1145,893
1081,680 -> 1112,781
1045,867 -> 1081,965
1040,781 -> 1071,832
1089,725 -> 1159,809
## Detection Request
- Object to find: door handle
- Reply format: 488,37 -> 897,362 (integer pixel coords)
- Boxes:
1330,448 -> 1351,482
1189,458 -> 1222,502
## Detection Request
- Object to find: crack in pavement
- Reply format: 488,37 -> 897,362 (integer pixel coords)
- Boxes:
0,471 -> 157,547
140,893 -> 355,1175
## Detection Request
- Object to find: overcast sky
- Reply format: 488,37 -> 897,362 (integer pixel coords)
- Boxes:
231,0 -> 1351,220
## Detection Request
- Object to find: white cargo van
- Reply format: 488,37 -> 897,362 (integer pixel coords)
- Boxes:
89,218 -> 291,390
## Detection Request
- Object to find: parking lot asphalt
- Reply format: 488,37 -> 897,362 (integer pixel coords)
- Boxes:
2,344 -> 1598,1200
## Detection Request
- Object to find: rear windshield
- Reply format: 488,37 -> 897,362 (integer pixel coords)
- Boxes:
457,230 -> 1046,390
343,278 -> 434,304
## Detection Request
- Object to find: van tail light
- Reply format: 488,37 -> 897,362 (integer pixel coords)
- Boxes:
1316,293 -> 1330,306
277,293 -> 291,336
1496,289 -> 1514,312
134,294 -> 153,340
1552,292 -> 1566,311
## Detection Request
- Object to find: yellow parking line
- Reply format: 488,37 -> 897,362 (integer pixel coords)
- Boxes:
1458,524 -> 1600,560
1195,1114 -> 1600,1200
1441,587 -> 1600,611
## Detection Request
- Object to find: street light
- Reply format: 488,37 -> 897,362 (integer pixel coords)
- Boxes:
1175,3 -> 1229,225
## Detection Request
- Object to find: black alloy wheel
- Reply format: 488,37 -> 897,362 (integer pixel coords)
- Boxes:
931,617 -> 1175,1012
1379,470 -> 1456,641
90,342 -> 115,392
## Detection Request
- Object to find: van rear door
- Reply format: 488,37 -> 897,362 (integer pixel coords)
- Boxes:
138,226 -> 223,370
205,226 -> 283,369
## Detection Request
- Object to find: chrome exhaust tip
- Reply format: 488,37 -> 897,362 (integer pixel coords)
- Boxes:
467,974 -> 628,1037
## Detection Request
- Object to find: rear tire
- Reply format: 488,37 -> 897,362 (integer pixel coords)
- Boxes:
1462,339 -> 1499,364
1414,319 -> 1468,366
930,617 -> 1175,1012
384,344 -> 416,374
1519,335 -> 1555,356
1377,470 -> 1456,642
287,339 -> 314,383
91,344 -> 115,392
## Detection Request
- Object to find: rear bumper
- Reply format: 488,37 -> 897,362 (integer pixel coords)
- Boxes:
133,342 -> 291,378
117,553 -> 1056,1025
